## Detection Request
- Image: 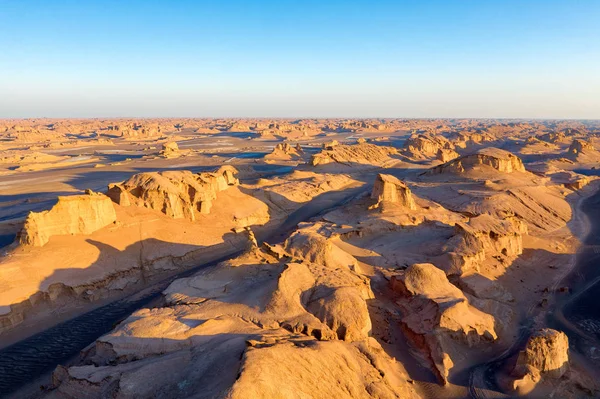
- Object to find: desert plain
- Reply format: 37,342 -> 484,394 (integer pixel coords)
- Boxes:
1,118 -> 600,398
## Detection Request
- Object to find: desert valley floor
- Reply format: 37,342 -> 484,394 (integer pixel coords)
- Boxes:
1,118 -> 600,398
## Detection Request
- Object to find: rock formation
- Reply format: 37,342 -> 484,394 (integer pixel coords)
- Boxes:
370,174 -> 416,210
429,148 -> 525,175
403,134 -> 455,159
436,148 -> 460,163
159,141 -> 181,158
511,329 -> 569,392
442,214 -> 526,276
107,166 -> 239,220
310,143 -> 397,166
264,142 -> 303,161
19,191 -> 117,247
568,139 -> 595,156
390,263 -> 497,384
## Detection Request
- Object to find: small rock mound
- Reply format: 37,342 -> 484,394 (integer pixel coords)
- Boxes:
284,227 -> 358,271
371,174 -> 416,210
428,148 -> 525,175
436,148 -> 460,163
310,143 -> 397,167
107,166 -> 239,220
19,191 -> 116,247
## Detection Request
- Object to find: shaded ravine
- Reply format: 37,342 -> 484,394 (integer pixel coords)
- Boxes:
0,183 -> 369,398
468,186 -> 600,399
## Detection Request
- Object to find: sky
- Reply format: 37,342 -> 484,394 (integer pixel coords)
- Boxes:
0,0 -> 599,119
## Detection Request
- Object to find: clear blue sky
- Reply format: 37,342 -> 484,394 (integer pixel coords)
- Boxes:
1,0 -> 599,118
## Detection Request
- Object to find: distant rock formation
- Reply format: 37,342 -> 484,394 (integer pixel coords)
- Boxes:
550,171 -> 590,191
390,263 -> 497,384
511,329 -> 569,392
436,148 -> 460,163
370,174 -> 416,210
107,166 -> 239,220
19,191 -> 116,247
159,141 -> 181,158
429,148 -> 525,175
403,134 -> 455,159
568,139 -> 595,155
264,142 -> 303,161
310,143 -> 397,167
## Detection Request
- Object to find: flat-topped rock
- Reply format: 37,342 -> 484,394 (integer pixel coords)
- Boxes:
429,148 -> 525,174
19,191 -> 116,247
310,143 -> 397,166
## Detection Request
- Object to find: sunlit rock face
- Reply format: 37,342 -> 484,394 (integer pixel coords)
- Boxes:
19,191 -> 117,247
371,174 -> 416,210
429,148 -> 525,174
511,329 -> 569,393
517,328 -> 569,378
107,166 -> 239,220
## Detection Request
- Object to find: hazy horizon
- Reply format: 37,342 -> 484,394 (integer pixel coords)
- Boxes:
2,0 -> 599,119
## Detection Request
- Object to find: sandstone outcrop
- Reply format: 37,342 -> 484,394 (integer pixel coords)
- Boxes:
310,143 -> 397,167
512,329 -> 569,392
568,139 -> 595,156
159,141 -> 181,158
107,166 -> 239,220
45,247 -> 417,399
19,191 -> 116,247
390,263 -> 497,384
403,134 -> 455,159
264,142 -> 303,161
442,214 -> 526,275
436,148 -> 460,163
284,225 -> 359,271
370,174 -> 416,210
428,148 -> 525,175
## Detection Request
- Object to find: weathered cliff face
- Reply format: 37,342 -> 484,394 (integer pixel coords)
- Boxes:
442,214 -> 527,276
402,134 -> 455,159
310,143 -> 397,166
371,174 -> 416,210
511,329 -> 569,392
429,148 -> 525,175
19,191 -> 117,247
107,166 -> 239,220
390,263 -> 497,384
